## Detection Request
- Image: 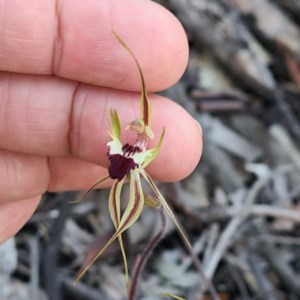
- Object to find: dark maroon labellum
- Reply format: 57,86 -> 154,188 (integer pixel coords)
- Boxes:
108,154 -> 137,180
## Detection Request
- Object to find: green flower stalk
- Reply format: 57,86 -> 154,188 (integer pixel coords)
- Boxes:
74,31 -> 191,295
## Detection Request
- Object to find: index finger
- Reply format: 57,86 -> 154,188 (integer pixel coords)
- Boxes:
0,0 -> 188,91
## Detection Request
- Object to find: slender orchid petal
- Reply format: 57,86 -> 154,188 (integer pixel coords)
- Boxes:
74,170 -> 145,285
162,292 -> 185,300
112,31 -> 152,135
70,175 -> 110,203
118,236 -> 129,291
140,169 -> 192,249
108,179 -> 124,230
118,235 -> 129,292
74,229 -> 124,284
108,179 -> 130,291
118,170 -> 144,232
108,170 -> 144,291
75,181 -> 123,284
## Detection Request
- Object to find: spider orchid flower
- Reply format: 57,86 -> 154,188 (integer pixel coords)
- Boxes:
74,32 -> 191,290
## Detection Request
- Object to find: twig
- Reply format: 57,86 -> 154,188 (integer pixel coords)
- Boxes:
129,206 -> 166,300
203,165 -> 293,281
29,200 -> 96,223
29,236 -> 40,300
246,204 -> 300,223
248,253 -> 280,300
184,202 -> 300,227
58,275 -> 109,300
189,253 -> 220,300
43,192 -> 75,300
273,89 -> 300,144
258,240 -> 300,297
202,224 -> 219,271
259,234 -> 300,246
225,258 -> 251,300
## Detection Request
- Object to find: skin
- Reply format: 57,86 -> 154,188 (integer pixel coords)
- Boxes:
0,0 -> 202,244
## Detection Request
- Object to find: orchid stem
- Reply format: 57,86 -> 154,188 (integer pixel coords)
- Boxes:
129,206 -> 166,300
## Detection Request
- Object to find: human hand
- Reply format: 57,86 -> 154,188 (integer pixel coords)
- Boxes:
0,0 -> 202,243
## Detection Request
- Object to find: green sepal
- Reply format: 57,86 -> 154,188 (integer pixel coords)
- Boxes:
162,292 -> 185,300
74,170 -> 145,285
107,109 -> 123,155
108,179 -> 130,291
109,109 -> 121,139
141,127 -> 165,168
139,169 -> 192,249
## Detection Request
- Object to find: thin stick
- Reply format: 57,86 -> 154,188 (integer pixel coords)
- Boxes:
231,204 -> 300,223
203,165 -> 294,281
129,206 -> 166,300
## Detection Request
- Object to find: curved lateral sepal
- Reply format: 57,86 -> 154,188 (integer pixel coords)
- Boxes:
69,175 -> 110,203
108,179 -> 129,291
140,169 -> 192,249
118,170 -> 144,232
162,292 -> 186,300
74,170 -> 145,285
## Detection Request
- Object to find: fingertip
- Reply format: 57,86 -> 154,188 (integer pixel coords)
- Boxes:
112,0 -> 189,90
0,0 -> 188,92
0,196 -> 40,244
58,0 -> 189,91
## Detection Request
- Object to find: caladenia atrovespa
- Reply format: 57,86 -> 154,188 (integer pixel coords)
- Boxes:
74,31 -> 191,298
